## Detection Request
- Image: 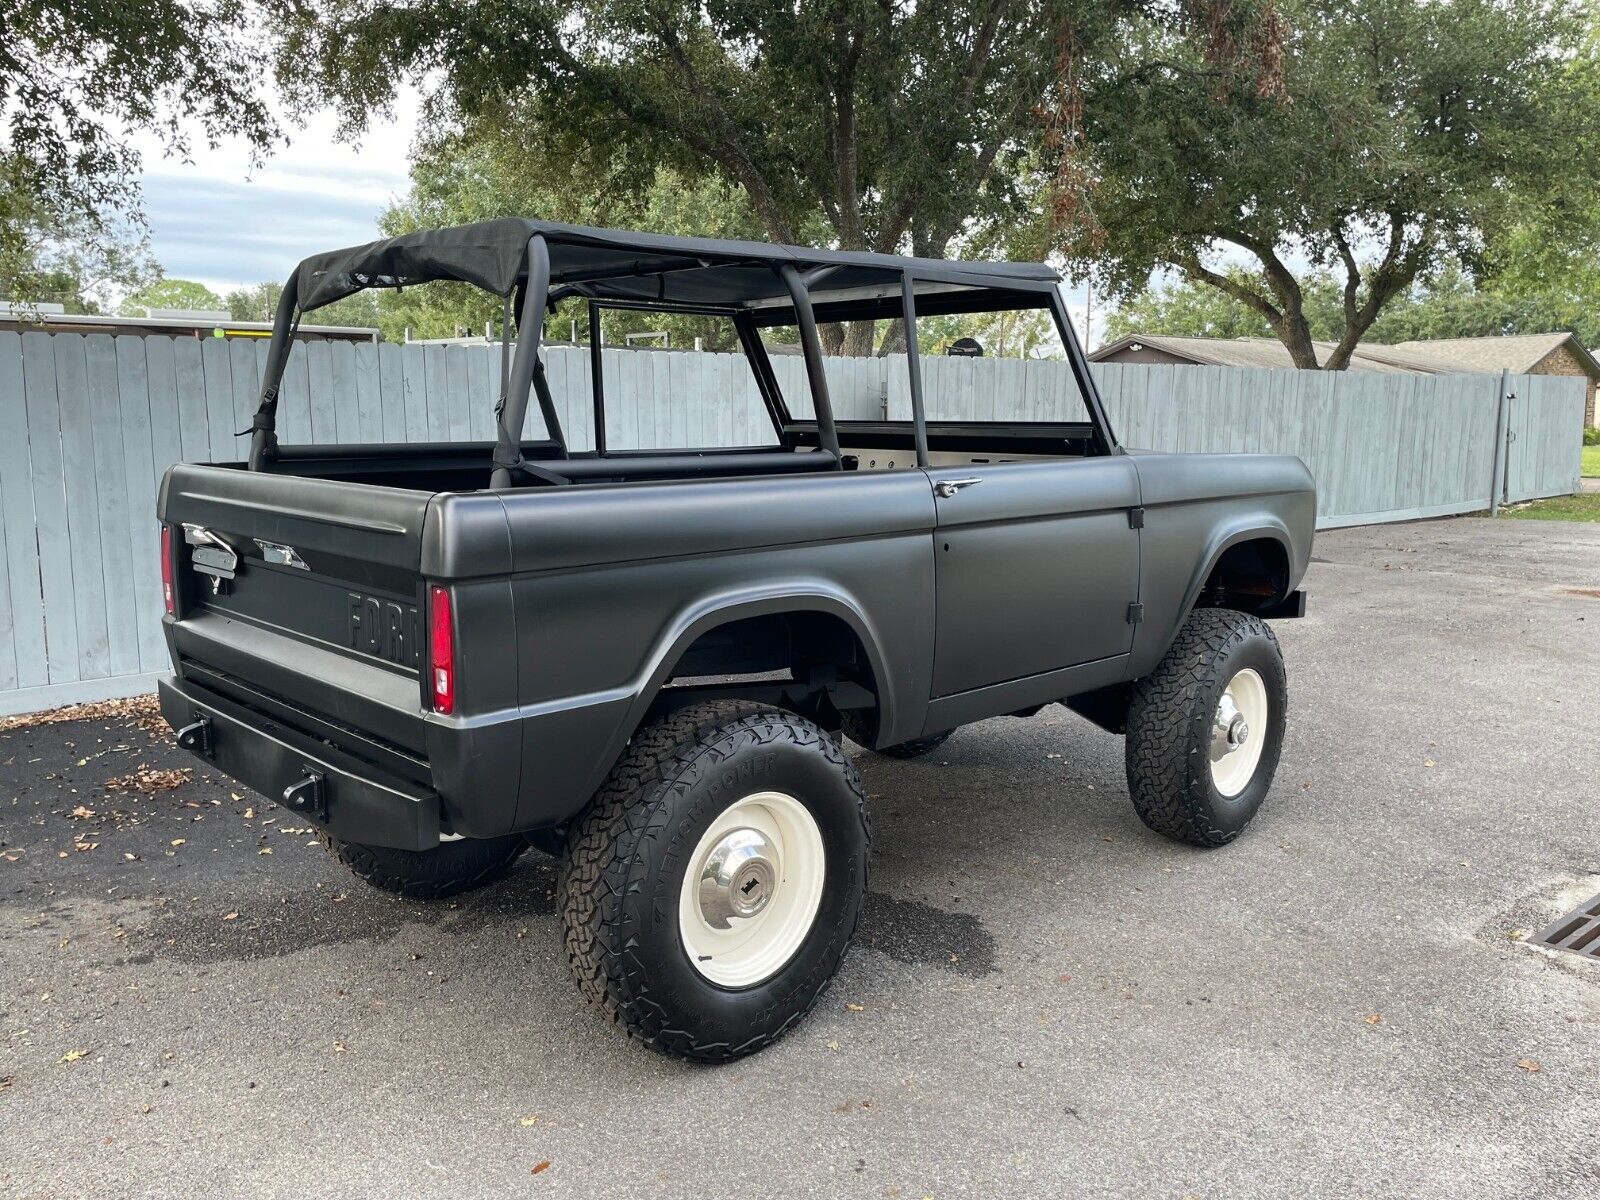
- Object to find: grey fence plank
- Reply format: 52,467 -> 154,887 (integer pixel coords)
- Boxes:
228,336 -> 261,460
0,333 -> 43,689
354,341 -> 384,443
54,335 -> 113,681
306,340 -> 337,444
401,346 -> 429,441
277,342 -> 313,445
25,333 -> 83,683
85,335 -> 142,677
444,347 -> 473,444
378,343 -> 407,442
114,337 -> 167,672
422,346 -> 449,441
170,338 -> 210,465
329,341 -> 361,443
200,338 -> 236,463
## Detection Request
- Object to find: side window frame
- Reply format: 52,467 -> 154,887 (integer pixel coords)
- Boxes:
585,298 -> 789,456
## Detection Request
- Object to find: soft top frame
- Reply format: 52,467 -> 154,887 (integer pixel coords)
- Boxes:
245,219 -> 1110,484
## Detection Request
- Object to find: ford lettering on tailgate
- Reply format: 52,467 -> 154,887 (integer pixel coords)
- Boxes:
347,593 -> 422,668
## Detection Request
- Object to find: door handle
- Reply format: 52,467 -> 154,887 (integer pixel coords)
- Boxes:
934,477 -> 983,498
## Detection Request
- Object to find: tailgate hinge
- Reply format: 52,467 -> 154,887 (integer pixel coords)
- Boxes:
1127,602 -> 1145,624
1127,506 -> 1145,529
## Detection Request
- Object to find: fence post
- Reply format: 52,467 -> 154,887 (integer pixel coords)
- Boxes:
1488,369 -> 1512,516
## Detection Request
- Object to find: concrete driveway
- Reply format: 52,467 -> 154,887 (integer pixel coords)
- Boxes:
3,517 -> 1598,1199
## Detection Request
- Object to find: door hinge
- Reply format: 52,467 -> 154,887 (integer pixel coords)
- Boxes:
1127,602 -> 1144,624
1127,506 -> 1145,529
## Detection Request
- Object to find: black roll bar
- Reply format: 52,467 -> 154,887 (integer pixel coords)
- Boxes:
491,234 -> 565,489
899,272 -> 931,468
776,262 -> 841,465
247,278 -> 302,470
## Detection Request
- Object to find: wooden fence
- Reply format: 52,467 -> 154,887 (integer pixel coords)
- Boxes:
0,331 -> 1584,715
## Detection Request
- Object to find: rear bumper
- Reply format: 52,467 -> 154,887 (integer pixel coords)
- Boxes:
158,675 -> 441,851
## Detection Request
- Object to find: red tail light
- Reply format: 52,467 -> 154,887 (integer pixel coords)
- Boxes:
429,585 -> 455,714
161,526 -> 175,615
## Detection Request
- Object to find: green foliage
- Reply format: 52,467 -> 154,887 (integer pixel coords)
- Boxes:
1582,431 -> 1600,452
274,0 -> 1285,286
1108,264 -> 1600,350
1065,0 -> 1599,369
226,280 -> 383,333
118,278 -> 224,316
1,1 -> 274,305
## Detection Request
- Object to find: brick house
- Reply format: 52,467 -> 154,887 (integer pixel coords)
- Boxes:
1091,331 -> 1600,427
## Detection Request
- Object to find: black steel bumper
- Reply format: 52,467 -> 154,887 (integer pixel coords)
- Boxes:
158,675 -> 441,851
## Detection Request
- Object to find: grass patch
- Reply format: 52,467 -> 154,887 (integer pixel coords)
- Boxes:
1582,443 -> 1600,478
1499,493 -> 1600,522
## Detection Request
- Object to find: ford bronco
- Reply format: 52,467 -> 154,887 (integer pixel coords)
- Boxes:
157,219 -> 1313,1061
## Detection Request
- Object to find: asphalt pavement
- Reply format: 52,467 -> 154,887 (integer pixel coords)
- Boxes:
3,516 -> 1598,1199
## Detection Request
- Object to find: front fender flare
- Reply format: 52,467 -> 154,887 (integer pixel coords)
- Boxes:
1165,519 -> 1295,646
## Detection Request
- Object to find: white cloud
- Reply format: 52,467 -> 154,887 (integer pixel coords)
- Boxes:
129,88 -> 423,296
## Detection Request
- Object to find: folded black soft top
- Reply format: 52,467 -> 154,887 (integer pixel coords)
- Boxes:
293,217 -> 1062,312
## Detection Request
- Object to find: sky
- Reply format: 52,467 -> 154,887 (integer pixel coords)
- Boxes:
130,91 -> 422,299
129,89 -> 1108,347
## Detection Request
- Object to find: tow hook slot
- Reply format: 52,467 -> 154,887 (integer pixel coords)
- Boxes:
282,771 -> 327,821
175,716 -> 213,759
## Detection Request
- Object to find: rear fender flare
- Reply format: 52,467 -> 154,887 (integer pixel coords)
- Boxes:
578,583 -> 894,800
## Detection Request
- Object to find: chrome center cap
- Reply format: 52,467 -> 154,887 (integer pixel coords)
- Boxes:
697,827 -> 779,929
1212,694 -> 1250,758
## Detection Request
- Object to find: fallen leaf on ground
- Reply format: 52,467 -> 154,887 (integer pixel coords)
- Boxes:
530,1162 -> 551,1176
59,1048 -> 90,1063
845,1003 -> 864,1012
105,767 -> 192,795
170,839 -> 185,847
68,805 -> 96,820
1517,1059 -> 1542,1073
1365,1014 -> 1382,1025
519,1114 -> 540,1127
0,695 -> 161,733
222,912 -> 239,922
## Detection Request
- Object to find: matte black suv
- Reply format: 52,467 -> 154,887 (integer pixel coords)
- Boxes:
157,219 -> 1314,1061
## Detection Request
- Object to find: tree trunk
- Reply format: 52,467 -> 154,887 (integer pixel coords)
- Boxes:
1273,310 -> 1321,369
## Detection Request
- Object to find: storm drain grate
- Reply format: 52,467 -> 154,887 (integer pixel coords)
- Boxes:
1531,893 -> 1600,961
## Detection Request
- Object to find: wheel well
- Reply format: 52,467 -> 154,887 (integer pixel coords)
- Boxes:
647,611 -> 880,732
1197,537 -> 1289,614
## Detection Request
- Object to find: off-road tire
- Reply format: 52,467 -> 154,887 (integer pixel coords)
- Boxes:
1125,607 -> 1286,848
319,832 -> 528,900
561,700 -> 870,1063
840,711 -> 953,760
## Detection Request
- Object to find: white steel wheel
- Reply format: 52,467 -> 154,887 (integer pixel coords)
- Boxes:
1210,667 -> 1269,798
678,790 -> 826,989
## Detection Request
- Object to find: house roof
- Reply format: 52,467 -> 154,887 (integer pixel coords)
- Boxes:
1087,334 -> 1422,373
1382,333 -> 1599,379
1091,331 -> 1600,380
